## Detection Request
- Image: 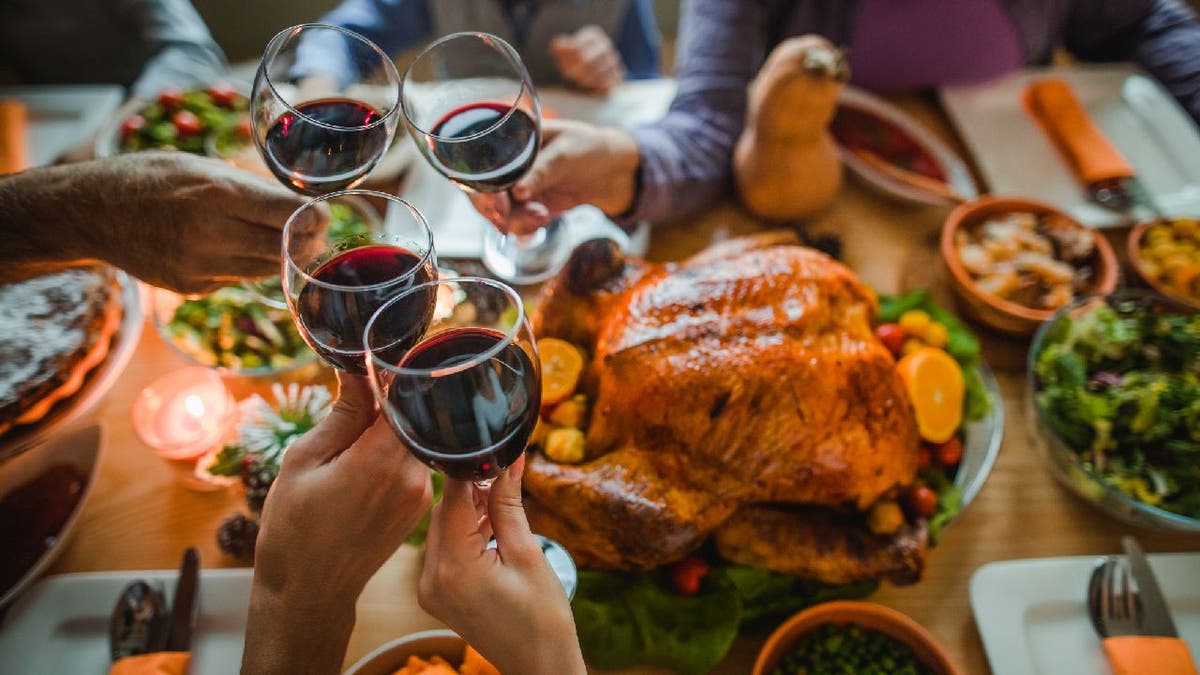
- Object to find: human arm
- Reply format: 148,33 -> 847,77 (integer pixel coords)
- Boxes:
418,455 -> 586,675
291,0 -> 432,87
117,0 -> 227,100
0,152 -> 318,293
613,0 -> 662,80
1064,0 -> 1200,122
549,25 -> 627,94
242,374 -> 433,675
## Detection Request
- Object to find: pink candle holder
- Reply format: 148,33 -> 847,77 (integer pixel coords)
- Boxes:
132,367 -> 237,461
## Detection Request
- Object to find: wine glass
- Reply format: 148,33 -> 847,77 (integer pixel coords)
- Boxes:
251,24 -> 400,196
364,277 -> 541,485
282,190 -> 437,374
401,32 -> 569,285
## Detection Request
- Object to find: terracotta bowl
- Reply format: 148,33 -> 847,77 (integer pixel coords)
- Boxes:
941,196 -> 1119,336
343,630 -> 467,675
753,601 -> 961,675
1127,218 -> 1200,311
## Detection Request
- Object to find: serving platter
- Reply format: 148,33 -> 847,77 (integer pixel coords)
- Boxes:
971,553 -> 1200,675
0,569 -> 253,674
0,271 -> 143,462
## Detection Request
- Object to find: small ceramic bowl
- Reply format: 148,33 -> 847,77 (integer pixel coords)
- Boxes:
1127,218 -> 1200,311
941,196 -> 1119,336
343,630 -> 467,675
753,601 -> 960,675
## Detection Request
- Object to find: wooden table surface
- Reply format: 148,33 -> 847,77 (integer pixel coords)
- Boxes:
38,96 -> 1200,674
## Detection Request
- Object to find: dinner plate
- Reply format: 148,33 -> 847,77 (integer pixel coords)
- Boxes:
955,362 -> 1003,513
835,86 -> 980,206
970,553 -> 1200,675
940,64 -> 1200,229
0,569 -> 253,674
0,85 -> 124,168
0,425 -> 103,608
0,271 -> 143,462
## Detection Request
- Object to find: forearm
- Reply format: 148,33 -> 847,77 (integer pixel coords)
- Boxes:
122,0 -> 227,98
241,585 -> 356,675
0,166 -> 104,282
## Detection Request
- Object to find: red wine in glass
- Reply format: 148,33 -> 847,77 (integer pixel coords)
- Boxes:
296,244 -> 435,373
386,327 -> 540,482
428,102 -> 539,193
264,97 -> 390,196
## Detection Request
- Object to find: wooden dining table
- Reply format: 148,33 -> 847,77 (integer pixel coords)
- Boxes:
41,93 -> 1200,674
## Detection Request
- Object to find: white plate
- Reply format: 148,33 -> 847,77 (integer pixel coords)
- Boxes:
398,80 -> 675,259
0,425 -> 103,608
0,271 -> 144,462
0,569 -> 253,674
941,64 -> 1200,228
970,553 -> 1200,675
0,85 -> 124,168
836,86 -> 979,206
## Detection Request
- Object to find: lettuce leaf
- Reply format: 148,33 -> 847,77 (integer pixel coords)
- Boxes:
724,566 -> 878,631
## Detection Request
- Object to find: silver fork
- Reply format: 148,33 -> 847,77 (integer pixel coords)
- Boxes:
1087,556 -> 1143,638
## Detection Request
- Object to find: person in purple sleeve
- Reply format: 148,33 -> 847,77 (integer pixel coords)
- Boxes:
293,0 -> 661,94
474,0 -> 1200,233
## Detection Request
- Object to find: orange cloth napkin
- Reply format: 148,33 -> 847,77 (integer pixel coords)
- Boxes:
0,99 -> 28,175
1022,78 -> 1134,185
109,652 -> 191,675
1103,636 -> 1198,675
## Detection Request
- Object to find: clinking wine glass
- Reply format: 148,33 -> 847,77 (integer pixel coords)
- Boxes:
364,277 -> 541,486
401,32 -> 569,285
282,190 -> 437,374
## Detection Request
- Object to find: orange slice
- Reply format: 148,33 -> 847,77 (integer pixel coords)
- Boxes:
538,338 -> 584,406
896,347 -> 964,443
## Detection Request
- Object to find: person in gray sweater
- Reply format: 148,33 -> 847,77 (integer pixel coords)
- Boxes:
474,0 -> 1200,232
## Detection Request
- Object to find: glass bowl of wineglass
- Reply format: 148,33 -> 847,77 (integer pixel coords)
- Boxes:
365,277 -> 541,485
282,190 -> 437,374
401,32 -> 569,285
252,24 -> 400,196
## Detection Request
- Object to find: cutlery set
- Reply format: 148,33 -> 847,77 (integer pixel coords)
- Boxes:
109,549 -> 199,673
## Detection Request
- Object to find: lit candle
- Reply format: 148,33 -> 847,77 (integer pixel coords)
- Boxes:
132,367 -> 237,461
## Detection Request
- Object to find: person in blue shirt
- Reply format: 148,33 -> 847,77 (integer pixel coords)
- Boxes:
293,0 -> 661,94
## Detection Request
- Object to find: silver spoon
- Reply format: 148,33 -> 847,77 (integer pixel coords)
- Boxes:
110,580 -> 168,661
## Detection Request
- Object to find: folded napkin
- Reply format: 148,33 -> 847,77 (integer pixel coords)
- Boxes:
1103,636 -> 1198,675
1022,78 -> 1134,185
0,99 -> 28,175
109,652 -> 190,675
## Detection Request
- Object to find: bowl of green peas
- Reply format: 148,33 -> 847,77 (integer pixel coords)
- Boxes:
753,601 -> 960,675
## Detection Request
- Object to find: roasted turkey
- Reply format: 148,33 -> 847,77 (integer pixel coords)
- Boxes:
526,233 -> 929,585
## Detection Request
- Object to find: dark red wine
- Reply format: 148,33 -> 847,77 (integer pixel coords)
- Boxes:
296,244 -> 435,373
385,327 -> 540,481
264,98 -> 389,195
429,102 -> 539,192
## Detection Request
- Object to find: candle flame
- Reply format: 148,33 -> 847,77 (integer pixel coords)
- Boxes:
184,394 -> 206,418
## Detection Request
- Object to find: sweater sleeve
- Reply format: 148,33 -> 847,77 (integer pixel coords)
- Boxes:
1064,0 -> 1200,123
121,0 -> 227,99
623,0 -> 766,224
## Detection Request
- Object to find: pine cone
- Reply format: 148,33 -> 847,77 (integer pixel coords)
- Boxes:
216,514 -> 259,560
243,463 -> 277,513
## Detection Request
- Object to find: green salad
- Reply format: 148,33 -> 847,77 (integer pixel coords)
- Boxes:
166,286 -> 311,371
119,86 -> 249,155
1034,299 -> 1200,518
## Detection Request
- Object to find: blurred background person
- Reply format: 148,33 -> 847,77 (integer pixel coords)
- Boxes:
291,0 -> 661,94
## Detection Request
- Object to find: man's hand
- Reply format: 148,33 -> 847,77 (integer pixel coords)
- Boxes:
468,119 -> 640,234
0,152 -> 320,294
549,25 -> 625,94
243,373 -> 433,675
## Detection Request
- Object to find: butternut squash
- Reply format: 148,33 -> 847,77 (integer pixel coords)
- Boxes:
734,36 -> 847,221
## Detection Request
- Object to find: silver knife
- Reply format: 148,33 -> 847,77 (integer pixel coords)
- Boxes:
1122,536 -> 1178,637
164,547 -> 200,652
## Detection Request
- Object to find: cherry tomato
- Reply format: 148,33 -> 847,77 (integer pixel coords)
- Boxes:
207,84 -> 238,107
907,486 -> 938,519
874,323 -> 905,357
669,556 -> 710,596
157,88 -> 185,109
934,437 -> 964,467
119,115 -> 146,139
234,117 -> 252,139
172,110 -> 203,136
917,445 -> 932,471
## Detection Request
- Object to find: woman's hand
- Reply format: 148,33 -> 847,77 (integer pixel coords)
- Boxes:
549,25 -> 625,94
418,456 -> 586,675
467,119 -> 640,235
243,374 -> 432,675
